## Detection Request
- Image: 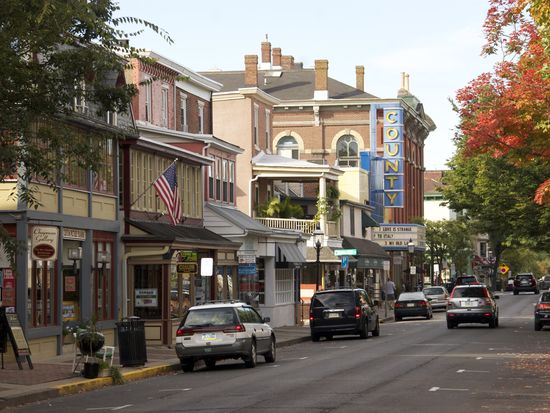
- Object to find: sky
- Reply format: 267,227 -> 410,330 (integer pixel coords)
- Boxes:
114,0 -> 499,170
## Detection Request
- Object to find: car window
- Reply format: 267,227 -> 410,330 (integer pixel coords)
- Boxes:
544,276 -> 550,281
237,308 -> 252,323
457,276 -> 477,284
398,292 -> 425,301
183,308 -> 236,327
517,274 -> 533,280
452,288 -> 487,298
424,287 -> 444,295
246,307 -> 263,323
312,292 -> 355,308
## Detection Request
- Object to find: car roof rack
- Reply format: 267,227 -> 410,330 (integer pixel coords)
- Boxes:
198,300 -> 244,305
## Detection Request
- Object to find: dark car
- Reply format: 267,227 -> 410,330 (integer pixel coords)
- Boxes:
538,275 -> 550,291
446,284 -> 499,328
394,292 -> 433,321
534,292 -> 550,331
513,273 -> 539,295
455,275 -> 479,286
309,289 -> 380,341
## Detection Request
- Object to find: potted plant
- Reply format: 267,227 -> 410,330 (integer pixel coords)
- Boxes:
77,317 -> 105,379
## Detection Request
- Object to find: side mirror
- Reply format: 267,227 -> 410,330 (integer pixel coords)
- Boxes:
263,317 -> 271,323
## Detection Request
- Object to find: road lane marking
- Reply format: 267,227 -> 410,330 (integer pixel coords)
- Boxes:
429,387 -> 469,392
456,369 -> 489,373
326,346 -> 348,349
112,406 -> 133,411
87,406 -> 133,411
476,357 -> 483,360
159,388 -> 191,392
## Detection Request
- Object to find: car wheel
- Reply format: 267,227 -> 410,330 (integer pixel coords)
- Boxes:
513,290 -> 519,295
244,340 -> 257,368
425,311 -> 431,320
180,358 -> 194,373
372,317 -> 380,337
311,333 -> 320,342
535,289 -> 539,294
395,316 -> 401,322
489,318 -> 496,328
325,334 -> 333,341
495,316 -> 499,327
204,358 -> 216,369
447,321 -> 455,329
535,322 -> 542,331
359,320 -> 368,339
264,336 -> 276,363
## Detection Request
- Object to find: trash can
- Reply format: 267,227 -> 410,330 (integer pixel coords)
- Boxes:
116,316 -> 147,367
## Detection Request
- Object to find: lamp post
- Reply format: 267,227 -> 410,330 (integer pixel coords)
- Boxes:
313,229 -> 324,291
407,238 -> 415,291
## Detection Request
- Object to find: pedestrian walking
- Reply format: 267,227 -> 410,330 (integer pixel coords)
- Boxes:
384,278 -> 397,309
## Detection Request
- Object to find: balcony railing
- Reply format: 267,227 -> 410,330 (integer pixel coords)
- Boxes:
255,217 -> 338,237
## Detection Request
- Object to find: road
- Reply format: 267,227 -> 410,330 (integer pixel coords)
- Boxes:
7,292 -> 550,413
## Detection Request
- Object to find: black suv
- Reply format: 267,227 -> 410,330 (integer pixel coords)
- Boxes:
513,273 -> 539,295
309,289 -> 380,341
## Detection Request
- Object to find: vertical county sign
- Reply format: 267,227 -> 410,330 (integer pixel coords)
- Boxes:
31,226 -> 58,261
383,108 -> 404,208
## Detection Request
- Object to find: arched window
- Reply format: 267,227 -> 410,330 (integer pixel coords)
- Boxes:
336,135 -> 359,167
276,136 -> 299,159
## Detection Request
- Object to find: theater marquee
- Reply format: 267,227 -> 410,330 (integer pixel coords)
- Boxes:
383,108 -> 404,208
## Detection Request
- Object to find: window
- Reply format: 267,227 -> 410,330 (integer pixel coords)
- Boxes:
93,241 -> 113,321
277,136 -> 299,159
198,102 -> 204,134
28,253 -> 57,328
215,158 -> 221,200
275,269 -> 293,304
92,137 -> 114,193
222,159 -> 228,202
133,264 -> 162,319
229,161 -> 235,204
144,79 -> 152,122
208,164 -> 214,199
480,242 -> 487,258
64,135 -> 87,189
161,86 -> 168,128
350,206 -> 355,236
180,94 -> 188,132
337,135 -> 359,166
253,104 -> 259,145
73,80 -> 88,114
105,111 -> 117,126
265,109 -> 271,150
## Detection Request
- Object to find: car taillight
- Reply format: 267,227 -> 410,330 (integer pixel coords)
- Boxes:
223,324 -> 246,333
447,301 -> 456,309
531,279 -> 536,286
309,311 -> 314,321
484,298 -> 492,305
176,328 -> 194,337
394,303 -> 402,309
537,303 -> 550,310
355,306 -> 361,319
420,301 -> 428,307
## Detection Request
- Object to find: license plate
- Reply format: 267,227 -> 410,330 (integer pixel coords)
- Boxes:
407,303 -> 415,307
462,301 -> 475,307
328,313 -> 340,319
202,333 -> 217,341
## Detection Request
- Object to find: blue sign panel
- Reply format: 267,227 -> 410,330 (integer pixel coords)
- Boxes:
383,108 -> 404,208
341,256 -> 349,269
238,263 -> 257,275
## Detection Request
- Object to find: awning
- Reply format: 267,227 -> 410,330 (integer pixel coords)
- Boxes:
362,211 -> 379,228
306,247 -> 357,263
277,243 -> 306,263
342,236 -> 389,269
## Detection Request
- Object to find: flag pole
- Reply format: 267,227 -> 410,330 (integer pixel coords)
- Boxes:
129,158 -> 178,208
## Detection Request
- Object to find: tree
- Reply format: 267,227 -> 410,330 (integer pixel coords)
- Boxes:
455,0 -> 550,205
0,0 -> 171,206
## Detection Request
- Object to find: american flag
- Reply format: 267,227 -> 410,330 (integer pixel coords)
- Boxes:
153,162 -> 181,225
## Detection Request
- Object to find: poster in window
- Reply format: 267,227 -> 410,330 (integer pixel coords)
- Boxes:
135,288 -> 158,307
62,301 -> 77,321
1,269 -> 16,308
64,275 -> 76,292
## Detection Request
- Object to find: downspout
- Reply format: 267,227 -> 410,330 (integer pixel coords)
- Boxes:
122,246 -> 170,318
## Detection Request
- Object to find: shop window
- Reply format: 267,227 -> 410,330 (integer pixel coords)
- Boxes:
28,259 -> 57,328
275,269 -> 293,304
63,243 -> 82,323
134,264 -> 162,319
93,241 -> 113,321
215,266 -> 235,301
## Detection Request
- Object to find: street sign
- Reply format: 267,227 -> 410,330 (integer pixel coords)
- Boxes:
499,264 -> 510,274
410,266 -> 416,275
341,256 -> 349,269
334,249 -> 357,256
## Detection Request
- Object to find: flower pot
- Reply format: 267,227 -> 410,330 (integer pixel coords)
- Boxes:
83,361 -> 100,379
77,332 -> 105,356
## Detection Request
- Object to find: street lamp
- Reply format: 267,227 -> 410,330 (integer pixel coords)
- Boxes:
407,239 -> 415,290
313,229 -> 324,291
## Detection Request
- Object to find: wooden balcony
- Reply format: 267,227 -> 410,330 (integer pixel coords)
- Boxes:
255,217 -> 338,237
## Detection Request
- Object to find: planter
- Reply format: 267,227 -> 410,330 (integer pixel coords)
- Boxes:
83,361 -> 100,379
77,332 -> 105,356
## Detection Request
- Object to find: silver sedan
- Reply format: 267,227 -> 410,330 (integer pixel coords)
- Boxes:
422,286 -> 449,310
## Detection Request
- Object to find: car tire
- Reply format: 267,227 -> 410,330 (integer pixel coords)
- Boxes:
244,340 -> 257,368
495,316 -> 499,327
425,311 -> 431,320
372,317 -> 380,337
535,322 -> 542,331
359,320 -> 368,339
535,289 -> 539,294
513,290 -> 519,295
395,316 -> 401,322
489,318 -> 496,328
180,358 -> 194,373
311,333 -> 320,342
204,358 -> 216,369
325,334 -> 333,341
447,321 -> 455,329
264,336 -> 276,363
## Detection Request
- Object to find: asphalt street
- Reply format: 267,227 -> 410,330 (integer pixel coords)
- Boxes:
6,292 -> 549,413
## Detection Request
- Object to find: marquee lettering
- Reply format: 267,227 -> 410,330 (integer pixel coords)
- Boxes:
385,175 -> 399,189
386,192 -> 398,204
384,143 -> 400,156
385,111 -> 398,124
385,127 -> 399,140
384,159 -> 399,173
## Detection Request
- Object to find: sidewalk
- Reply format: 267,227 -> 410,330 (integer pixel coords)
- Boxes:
0,311 -> 393,410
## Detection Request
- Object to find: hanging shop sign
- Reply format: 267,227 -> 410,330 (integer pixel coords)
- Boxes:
31,226 -> 58,261
63,228 -> 86,241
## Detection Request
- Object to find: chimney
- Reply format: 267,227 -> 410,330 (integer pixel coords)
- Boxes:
272,48 -> 282,68
281,55 -> 294,70
314,59 -> 329,100
405,73 -> 410,91
260,37 -> 271,70
244,55 -> 258,87
356,65 -> 364,91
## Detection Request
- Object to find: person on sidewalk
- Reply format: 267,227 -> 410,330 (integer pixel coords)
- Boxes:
384,278 -> 396,309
